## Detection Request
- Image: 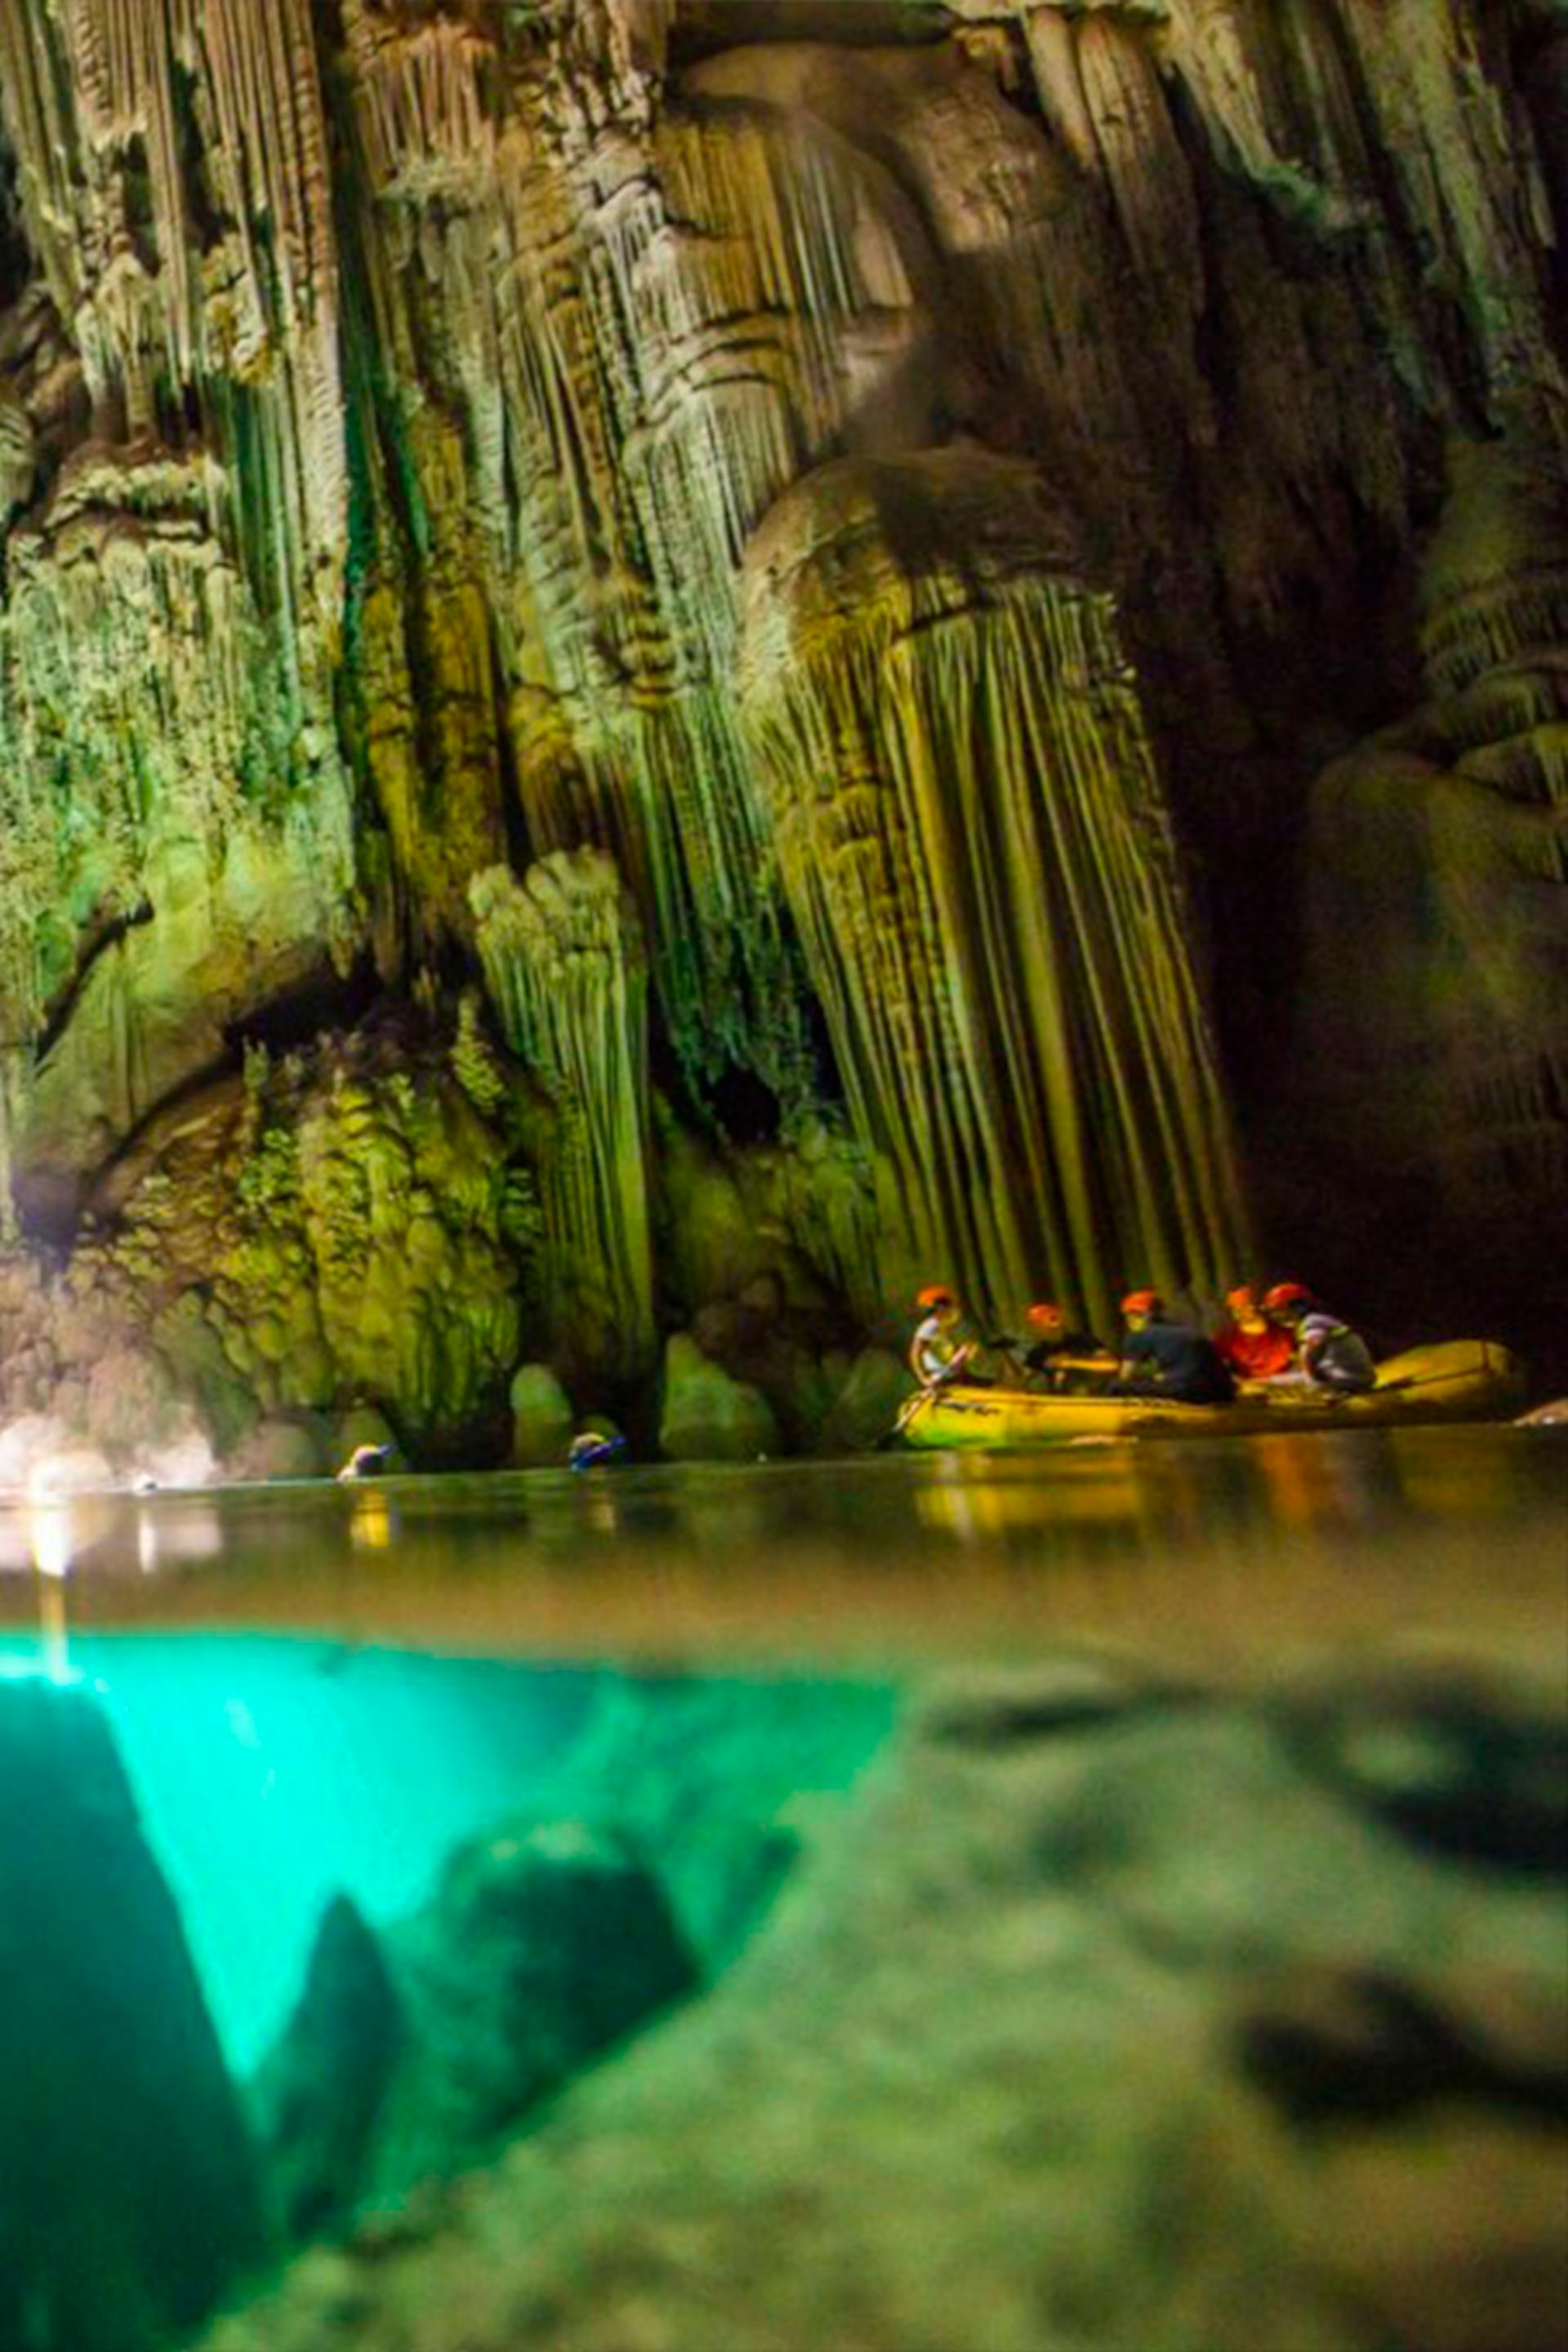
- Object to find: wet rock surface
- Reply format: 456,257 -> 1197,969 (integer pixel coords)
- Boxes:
657,1331 -> 782,1462
0,1677 -> 264,2352
200,1647 -> 1567,2352
256,1819 -> 699,2236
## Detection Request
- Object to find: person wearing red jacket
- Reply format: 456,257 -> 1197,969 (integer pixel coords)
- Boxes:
1214,1285 -> 1295,1383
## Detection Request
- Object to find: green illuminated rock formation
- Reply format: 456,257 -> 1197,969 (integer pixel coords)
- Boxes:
0,0 -> 1564,1451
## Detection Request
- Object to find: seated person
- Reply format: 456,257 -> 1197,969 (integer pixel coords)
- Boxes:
1017,1301 -> 1115,1392
1214,1284 -> 1295,1383
1117,1290 -> 1236,1405
908,1285 -> 980,1390
1261,1284 -> 1378,1393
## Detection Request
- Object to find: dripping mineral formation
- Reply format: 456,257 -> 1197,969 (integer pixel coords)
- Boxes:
0,0 -> 1564,1459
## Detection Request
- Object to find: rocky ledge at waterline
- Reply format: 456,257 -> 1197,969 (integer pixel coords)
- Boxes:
198,1648 -> 1568,2352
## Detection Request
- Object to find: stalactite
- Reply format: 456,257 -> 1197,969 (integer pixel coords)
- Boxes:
339,12 -> 932,1097
0,442 -> 359,1213
739,448 -> 1246,1337
471,850 -> 654,1378
0,0 -> 350,667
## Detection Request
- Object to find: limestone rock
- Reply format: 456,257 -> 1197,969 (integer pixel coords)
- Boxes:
1293,424 -> 1568,1369
657,1332 -> 781,1462
258,1820 -> 697,2230
234,1417 -> 332,1483
2,0 -> 1566,1416
0,1677 -> 265,2352
255,1895 -> 403,2243
195,1651 -> 1566,2352
473,853 -> 653,1383
822,1345 -> 916,1454
510,1361 -> 577,1468
737,447 -> 1244,1335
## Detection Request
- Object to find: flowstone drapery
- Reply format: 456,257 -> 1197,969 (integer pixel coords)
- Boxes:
740,448 -> 1244,1333
473,851 -> 654,1381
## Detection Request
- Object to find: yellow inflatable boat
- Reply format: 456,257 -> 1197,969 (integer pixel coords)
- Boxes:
893,1340 -> 1526,1451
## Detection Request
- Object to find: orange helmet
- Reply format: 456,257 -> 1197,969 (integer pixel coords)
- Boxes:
1262,1281 -> 1312,1315
916,1284 -> 956,1311
1225,1284 -> 1258,1314
1026,1301 -> 1066,1330
1120,1289 -> 1161,1316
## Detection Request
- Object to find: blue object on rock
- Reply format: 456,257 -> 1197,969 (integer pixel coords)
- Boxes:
568,1432 -> 627,1472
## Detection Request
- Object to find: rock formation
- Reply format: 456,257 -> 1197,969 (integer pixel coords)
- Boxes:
0,0 -> 1564,1449
256,1818 -> 697,2234
197,1644 -> 1568,2352
0,1673 -> 265,2352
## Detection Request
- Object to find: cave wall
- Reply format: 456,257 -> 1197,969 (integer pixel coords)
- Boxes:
0,0 -> 1563,1451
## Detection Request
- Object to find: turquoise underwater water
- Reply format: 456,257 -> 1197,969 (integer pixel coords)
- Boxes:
71,1639 -> 599,2074
60,1637 -> 895,2076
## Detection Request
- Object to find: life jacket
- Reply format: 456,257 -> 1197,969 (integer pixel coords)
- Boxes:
1215,1321 -> 1294,1379
1298,1312 -> 1377,1392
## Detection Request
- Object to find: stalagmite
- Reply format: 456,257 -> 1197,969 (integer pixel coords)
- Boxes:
472,851 -> 654,1379
739,448 -> 1246,1336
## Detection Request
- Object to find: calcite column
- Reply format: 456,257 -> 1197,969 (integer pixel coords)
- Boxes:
739,448 -> 1245,1334
472,850 -> 654,1379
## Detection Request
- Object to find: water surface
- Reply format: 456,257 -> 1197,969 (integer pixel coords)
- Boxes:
2,1426 -> 1562,1673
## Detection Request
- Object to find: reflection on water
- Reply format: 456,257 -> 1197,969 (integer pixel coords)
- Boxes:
0,1427 -> 1562,1677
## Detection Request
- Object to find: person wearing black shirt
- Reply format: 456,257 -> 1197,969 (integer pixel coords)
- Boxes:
1017,1301 -> 1115,1392
1116,1290 -> 1235,1405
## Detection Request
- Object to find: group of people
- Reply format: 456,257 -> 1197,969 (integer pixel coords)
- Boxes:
909,1281 -> 1378,1405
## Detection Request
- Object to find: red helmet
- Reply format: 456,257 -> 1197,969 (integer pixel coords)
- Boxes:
916,1284 -> 956,1311
1026,1301 -> 1066,1330
1262,1281 -> 1312,1314
1120,1289 -> 1161,1316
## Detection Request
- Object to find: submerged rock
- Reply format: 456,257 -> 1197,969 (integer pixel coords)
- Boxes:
203,1651 -> 1565,2352
0,1677 -> 265,2352
258,1819 -> 697,2234
255,1895 -> 403,2243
